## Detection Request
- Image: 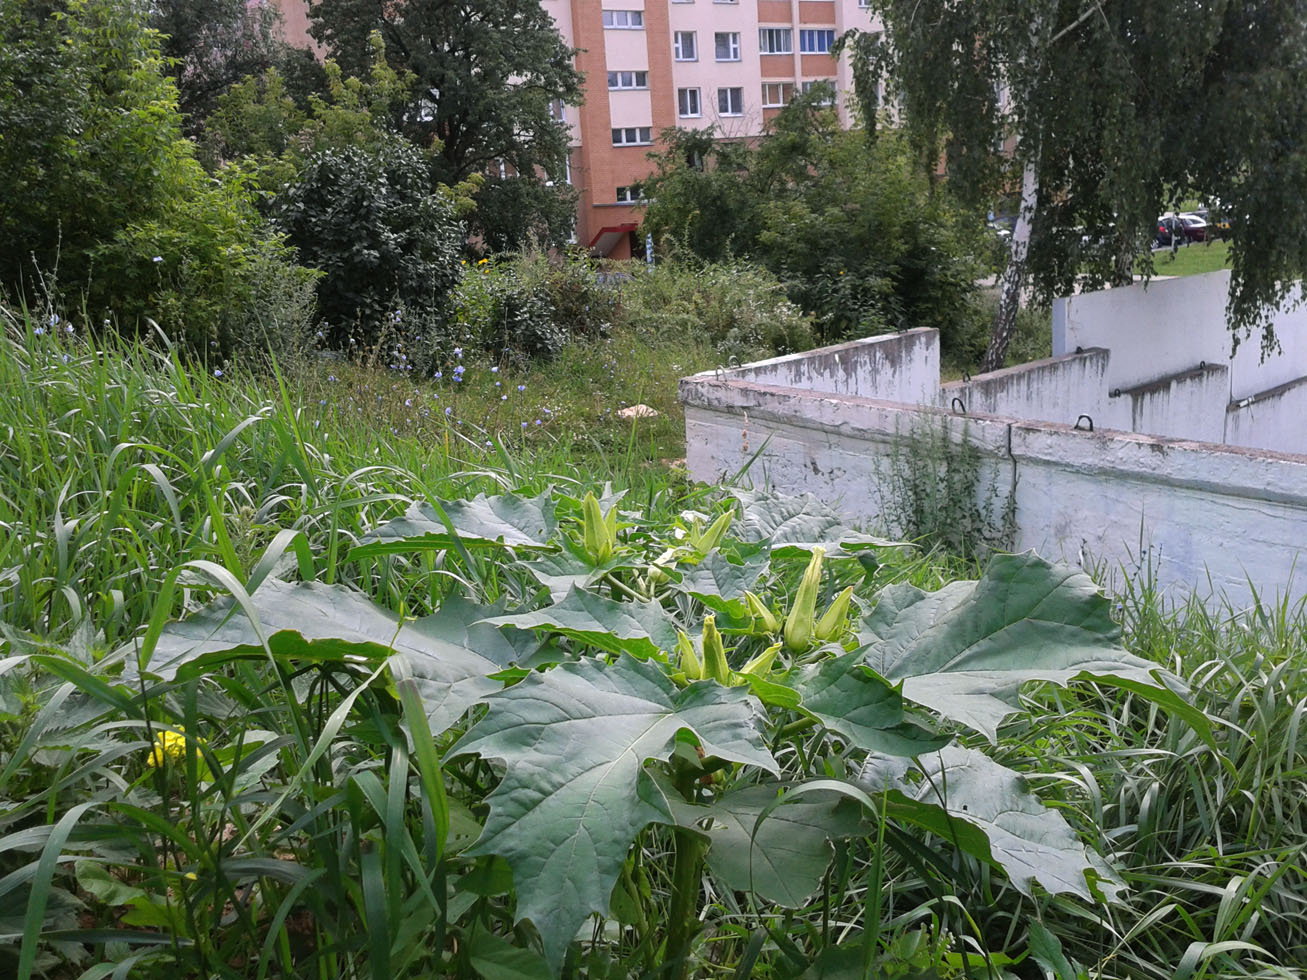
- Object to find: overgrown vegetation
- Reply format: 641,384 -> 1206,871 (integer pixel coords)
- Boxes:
2,310 -> 1305,980
641,96 -> 986,355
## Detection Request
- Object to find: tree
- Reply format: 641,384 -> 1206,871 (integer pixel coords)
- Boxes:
149,0 -> 285,131
641,93 -> 983,351
306,0 -> 583,248
859,0 -> 1307,370
272,140 -> 466,347
0,0 -> 312,355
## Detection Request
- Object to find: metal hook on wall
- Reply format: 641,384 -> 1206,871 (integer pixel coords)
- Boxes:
1074,414 -> 1094,432
951,397 -> 967,415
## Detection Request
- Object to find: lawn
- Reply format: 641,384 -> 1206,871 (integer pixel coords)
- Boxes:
1143,237 -> 1232,278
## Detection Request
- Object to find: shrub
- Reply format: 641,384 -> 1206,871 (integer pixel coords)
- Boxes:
447,258 -> 561,364
272,139 -> 465,349
0,0 -> 310,357
616,260 -> 814,363
641,99 -> 986,352
437,249 -> 620,368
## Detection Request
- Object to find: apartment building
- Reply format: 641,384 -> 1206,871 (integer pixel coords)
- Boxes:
275,1 -> 881,258
547,1 -> 881,258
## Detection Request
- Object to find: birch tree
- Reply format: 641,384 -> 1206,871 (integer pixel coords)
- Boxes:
860,0 -> 1307,369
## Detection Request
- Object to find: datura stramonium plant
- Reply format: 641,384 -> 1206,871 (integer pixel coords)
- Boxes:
745,547 -> 854,652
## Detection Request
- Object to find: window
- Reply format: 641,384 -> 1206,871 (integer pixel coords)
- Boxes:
758,28 -> 792,54
607,70 -> 649,90
615,185 -> 645,203
799,29 -> 836,53
677,87 -> 702,117
801,79 -> 835,104
602,10 -> 644,29
714,32 -> 741,61
673,31 -> 697,61
761,82 -> 794,107
717,87 -> 744,116
611,126 -> 653,146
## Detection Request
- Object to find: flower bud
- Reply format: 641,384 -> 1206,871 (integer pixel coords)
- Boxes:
744,591 -> 781,635
815,585 -> 855,642
701,615 -> 730,685
741,641 -> 783,677
694,511 -> 734,556
784,547 -> 825,653
582,492 -> 614,564
676,630 -> 703,681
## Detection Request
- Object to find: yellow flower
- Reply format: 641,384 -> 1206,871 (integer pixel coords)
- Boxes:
147,728 -> 196,767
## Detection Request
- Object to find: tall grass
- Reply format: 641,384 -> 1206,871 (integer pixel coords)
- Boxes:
992,578 -> 1307,978
4,305 -> 1307,978
0,309 -> 713,646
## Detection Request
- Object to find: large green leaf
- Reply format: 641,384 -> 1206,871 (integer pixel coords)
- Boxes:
122,580 -> 516,734
351,490 -> 558,557
730,488 -> 899,556
466,929 -> 552,980
669,549 -> 770,615
478,586 -> 680,660
518,550 -> 643,602
874,746 -> 1122,903
788,653 -> 950,756
857,552 -> 1183,741
449,656 -> 777,968
668,783 -> 863,907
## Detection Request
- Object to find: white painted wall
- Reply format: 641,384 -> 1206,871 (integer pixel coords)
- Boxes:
1053,270 -> 1307,401
682,367 -> 1307,605
1226,377 -> 1307,455
698,329 -> 939,404
939,350 -> 1110,429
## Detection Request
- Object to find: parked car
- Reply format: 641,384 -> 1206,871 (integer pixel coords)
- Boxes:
1177,213 -> 1208,242
1155,215 -> 1180,247
1191,204 -> 1232,237
1154,214 -> 1207,247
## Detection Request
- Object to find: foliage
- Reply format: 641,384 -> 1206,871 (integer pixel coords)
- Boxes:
307,0 -> 583,249
0,0 -> 313,357
860,0 -> 1307,358
1,321 -> 1303,978
149,0 -> 284,131
202,33 -> 419,187
616,260 -> 814,363
468,175 -> 581,257
272,139 -> 465,348
875,415 -> 1016,561
641,97 -> 984,348
442,249 -> 618,367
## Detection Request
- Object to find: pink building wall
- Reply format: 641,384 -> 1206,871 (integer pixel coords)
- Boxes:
270,1 -> 883,255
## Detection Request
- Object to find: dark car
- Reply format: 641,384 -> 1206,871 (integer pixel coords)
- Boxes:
1155,215 -> 1180,247
1155,214 -> 1206,248
1178,213 -> 1208,242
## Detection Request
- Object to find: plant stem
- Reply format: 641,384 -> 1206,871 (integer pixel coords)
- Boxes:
664,768 -> 705,979
664,828 -> 705,980
779,715 -> 818,738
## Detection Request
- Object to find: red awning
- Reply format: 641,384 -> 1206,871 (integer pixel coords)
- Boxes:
588,222 -> 638,256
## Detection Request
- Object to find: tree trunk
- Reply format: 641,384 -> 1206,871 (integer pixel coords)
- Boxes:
981,153 -> 1039,373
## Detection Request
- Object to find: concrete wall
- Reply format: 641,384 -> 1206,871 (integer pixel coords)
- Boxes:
725,328 -> 939,404
1226,376 -> 1307,455
1053,270 -> 1307,401
940,349 -> 1110,429
682,337 -> 1307,605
